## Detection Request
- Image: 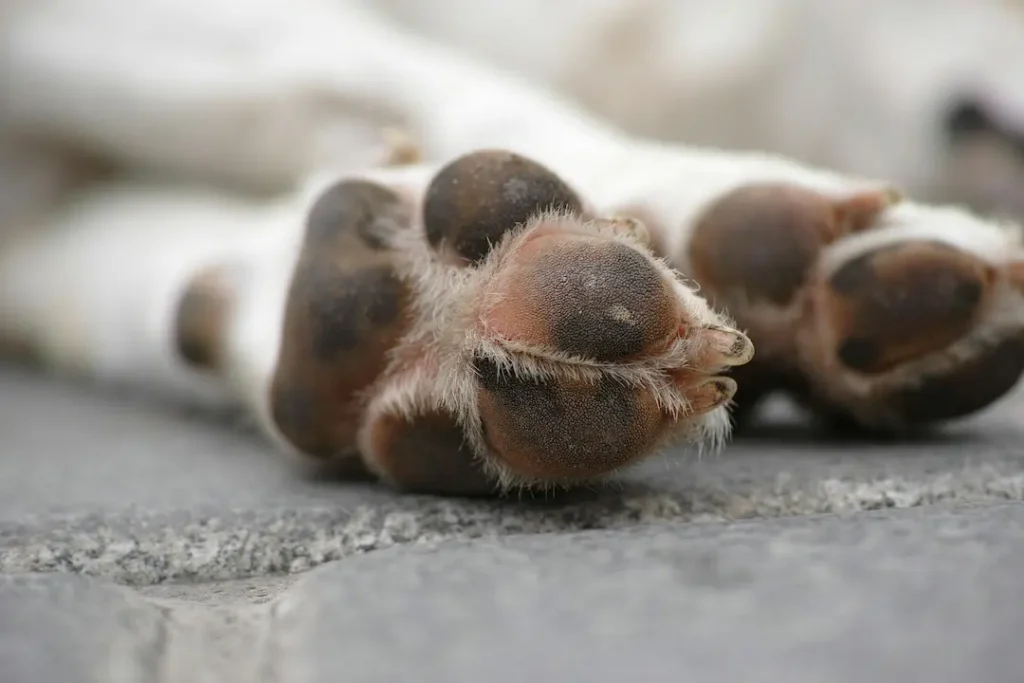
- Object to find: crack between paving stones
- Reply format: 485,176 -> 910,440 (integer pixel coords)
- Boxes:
1,467 -> 1024,586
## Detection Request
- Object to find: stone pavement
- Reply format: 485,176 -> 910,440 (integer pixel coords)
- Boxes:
2,366 -> 1024,682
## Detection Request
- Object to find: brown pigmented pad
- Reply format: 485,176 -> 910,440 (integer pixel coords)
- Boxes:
269,180 -> 413,458
473,356 -> 665,481
482,234 -> 681,361
688,183 -> 894,307
824,241 -> 994,375
802,335 -> 1024,430
173,266 -> 235,371
886,335 -> 1024,424
423,150 -> 583,265
365,409 -> 496,496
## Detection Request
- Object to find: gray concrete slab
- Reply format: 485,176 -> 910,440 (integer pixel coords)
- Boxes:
3,503 -> 1024,683
3,368 -> 1024,584
3,367 -> 1024,682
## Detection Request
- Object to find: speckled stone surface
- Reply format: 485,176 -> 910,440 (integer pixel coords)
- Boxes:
3,367 -> 1024,681
5,504 -> 1024,683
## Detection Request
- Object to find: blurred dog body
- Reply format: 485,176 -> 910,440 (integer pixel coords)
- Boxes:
365,0 -> 1024,218
2,0 -> 1024,465
3,0 -> 1024,226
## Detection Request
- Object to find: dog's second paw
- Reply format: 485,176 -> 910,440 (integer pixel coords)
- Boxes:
793,209 -> 1024,431
682,179 -> 1024,432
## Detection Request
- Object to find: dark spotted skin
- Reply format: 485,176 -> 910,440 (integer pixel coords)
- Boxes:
269,180 -> 413,458
366,409 -> 497,496
423,150 -> 584,265
173,267 -> 234,371
473,356 -> 665,480
482,235 -> 681,362
824,241 -> 993,375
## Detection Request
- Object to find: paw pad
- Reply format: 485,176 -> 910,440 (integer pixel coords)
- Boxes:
472,356 -> 665,481
825,241 -> 993,374
305,178 -> 408,250
423,150 -> 583,265
887,335 -> 1024,423
688,183 -> 897,308
364,408 -> 495,495
173,266 -> 236,371
269,180 -> 414,458
482,234 -> 681,361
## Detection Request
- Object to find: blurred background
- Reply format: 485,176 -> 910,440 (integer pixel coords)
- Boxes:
2,0 -> 1024,231
372,0 -> 1024,217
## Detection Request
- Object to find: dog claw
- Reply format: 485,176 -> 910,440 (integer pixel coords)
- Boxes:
700,325 -> 755,367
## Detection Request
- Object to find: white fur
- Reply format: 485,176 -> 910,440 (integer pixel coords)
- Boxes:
2,0 -> 1024,475
368,0 -> 1024,205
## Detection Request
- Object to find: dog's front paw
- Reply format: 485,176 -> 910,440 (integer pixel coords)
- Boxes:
345,150 -> 753,494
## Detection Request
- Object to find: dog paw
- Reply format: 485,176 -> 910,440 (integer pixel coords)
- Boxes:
379,150 -> 751,491
267,150 -> 754,494
684,180 -> 1024,432
794,210 -> 1024,431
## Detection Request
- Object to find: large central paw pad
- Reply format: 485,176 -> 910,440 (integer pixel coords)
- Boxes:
480,232 -> 682,362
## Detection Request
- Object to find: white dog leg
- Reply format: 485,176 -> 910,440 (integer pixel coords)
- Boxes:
0,0 -> 631,191
3,0 -> 1024,498
0,182 -> 297,411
